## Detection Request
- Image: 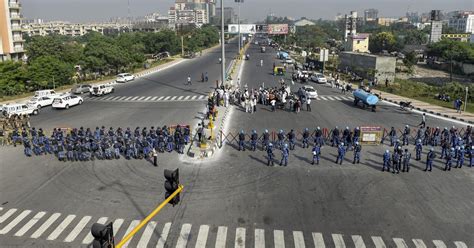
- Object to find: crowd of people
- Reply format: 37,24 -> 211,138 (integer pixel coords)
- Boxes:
231,125 -> 473,171
13,125 -> 191,165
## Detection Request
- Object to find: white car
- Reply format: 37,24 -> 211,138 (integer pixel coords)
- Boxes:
311,73 -> 328,84
302,86 -> 318,99
90,84 -> 114,96
284,58 -> 294,64
52,95 -> 83,109
28,96 -> 54,109
2,103 -> 39,117
116,73 -> 135,83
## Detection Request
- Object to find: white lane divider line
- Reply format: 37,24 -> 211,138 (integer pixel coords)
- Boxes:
235,227 -> 246,248
215,226 -> 228,248
332,234 -> 346,248
274,230 -> 285,248
293,231 -> 306,248
312,232 -> 326,248
137,221 -> 157,248
255,229 -> 265,248
47,214 -> 76,240
195,225 -> 210,248
175,223 -> 192,248
0,208 -> 17,224
81,217 -> 108,244
14,211 -> 46,237
352,235 -> 366,248
64,216 -> 92,242
0,210 -> 32,235
155,222 -> 171,248
120,220 -> 140,248
393,238 -> 409,248
31,213 -> 61,239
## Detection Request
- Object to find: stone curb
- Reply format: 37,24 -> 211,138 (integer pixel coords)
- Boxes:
382,97 -> 473,124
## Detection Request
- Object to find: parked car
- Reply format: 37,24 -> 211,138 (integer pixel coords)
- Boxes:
71,84 -> 91,94
116,73 -> 135,83
90,84 -> 114,96
302,86 -> 318,99
52,95 -> 83,109
2,103 -> 39,117
34,89 -> 58,98
311,73 -> 328,84
27,96 -> 54,109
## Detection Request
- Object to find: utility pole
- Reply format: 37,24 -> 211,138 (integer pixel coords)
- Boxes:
236,0 -> 243,56
464,86 -> 468,113
220,0 -> 225,89
181,36 -> 184,57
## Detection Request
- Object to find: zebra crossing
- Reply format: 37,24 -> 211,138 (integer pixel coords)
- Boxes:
83,95 -> 209,103
0,207 -> 469,248
315,95 -> 354,101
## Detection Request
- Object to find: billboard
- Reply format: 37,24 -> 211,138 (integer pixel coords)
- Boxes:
228,24 -> 256,34
267,24 -> 288,34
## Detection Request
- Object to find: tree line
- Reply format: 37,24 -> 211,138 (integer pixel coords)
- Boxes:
0,25 -> 219,97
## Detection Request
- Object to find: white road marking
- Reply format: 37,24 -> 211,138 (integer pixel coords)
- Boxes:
215,226 -> 228,248
352,235 -> 366,248
120,220 -> 140,248
0,210 -> 32,234
393,238 -> 409,248
254,229 -> 265,248
312,232 -> 326,248
157,96 -> 165,101
123,96 -> 133,101
31,213 -> 61,239
274,230 -> 285,248
195,225 -> 210,248
0,209 -> 17,224
333,96 -> 342,100
176,223 -> 192,248
155,222 -> 171,248
320,96 -> 328,100
130,96 -> 139,101
199,95 -> 206,99
64,216 -> 91,242
293,231 -> 306,248
47,214 -> 76,240
151,96 -> 158,101
144,96 -> 152,101
14,211 -> 46,237
137,221 -> 157,248
235,227 -> 246,248
170,96 -> 178,101
177,96 -> 184,100
327,96 -> 335,100
111,218 -> 124,238
183,96 -> 191,100
191,95 -> 198,100
163,96 -> 171,101
136,96 -> 146,101
332,234 -> 346,248
372,236 -> 387,248
433,240 -> 447,248
412,239 -> 428,248
81,217 -> 107,244
454,241 -> 468,248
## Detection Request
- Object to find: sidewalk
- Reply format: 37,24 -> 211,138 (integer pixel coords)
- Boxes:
371,89 -> 474,124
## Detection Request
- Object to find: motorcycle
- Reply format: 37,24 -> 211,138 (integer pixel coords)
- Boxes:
399,101 -> 414,111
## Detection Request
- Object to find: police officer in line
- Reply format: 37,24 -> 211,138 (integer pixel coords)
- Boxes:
238,130 -> 246,151
382,150 -> 391,172
335,142 -> 346,165
250,130 -> 258,151
331,126 -> 340,147
455,145 -> 465,168
280,143 -> 289,166
315,127 -> 323,146
302,128 -> 310,148
433,127 -> 441,146
353,127 -> 360,144
444,147 -> 455,171
342,127 -> 350,146
402,148 -> 411,172
266,143 -> 274,166
402,125 -> 410,146
424,147 -> 436,172
353,142 -> 361,164
288,129 -> 296,150
277,130 -> 285,149
389,127 -> 397,146
440,139 -> 450,159
312,144 -> 321,165
415,139 -> 423,160
392,148 -> 401,173
262,129 -> 270,151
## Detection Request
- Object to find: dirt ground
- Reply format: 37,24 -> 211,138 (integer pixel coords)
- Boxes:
397,64 -> 473,85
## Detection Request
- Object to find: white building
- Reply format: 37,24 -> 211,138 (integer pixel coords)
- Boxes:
0,0 -> 25,61
448,11 -> 474,34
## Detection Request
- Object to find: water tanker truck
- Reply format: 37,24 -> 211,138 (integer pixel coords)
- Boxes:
353,89 -> 379,112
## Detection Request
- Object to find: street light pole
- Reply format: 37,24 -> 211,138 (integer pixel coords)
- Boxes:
236,0 -> 241,56
220,0 -> 225,89
464,86 -> 468,113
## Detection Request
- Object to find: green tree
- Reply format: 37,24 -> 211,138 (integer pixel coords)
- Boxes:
0,61 -> 28,96
27,56 -> 74,89
403,51 -> 418,74
369,32 -> 396,53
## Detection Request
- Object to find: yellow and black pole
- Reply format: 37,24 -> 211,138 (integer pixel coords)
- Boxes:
115,184 -> 183,248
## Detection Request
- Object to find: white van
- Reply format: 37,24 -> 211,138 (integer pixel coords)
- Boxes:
34,89 -> 58,98
2,104 -> 39,117
90,84 -> 114,96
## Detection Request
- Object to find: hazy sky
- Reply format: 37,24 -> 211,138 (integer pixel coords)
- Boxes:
21,0 -> 473,23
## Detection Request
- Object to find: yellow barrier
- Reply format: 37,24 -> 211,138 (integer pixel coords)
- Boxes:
115,185 -> 184,248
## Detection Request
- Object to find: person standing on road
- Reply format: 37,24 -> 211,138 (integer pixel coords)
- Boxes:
444,148 -> 454,171
186,75 -> 192,85
152,147 -> 158,166
267,143 -> 274,166
382,150 -> 391,172
455,145 -> 465,168
238,130 -> 246,151
312,144 -> 321,165
415,139 -> 423,160
424,148 -> 436,171
418,113 -> 426,128
402,148 -> 411,172
353,142 -> 361,164
280,143 -> 289,166
302,128 -> 310,148
306,97 -> 311,112
335,143 -> 346,164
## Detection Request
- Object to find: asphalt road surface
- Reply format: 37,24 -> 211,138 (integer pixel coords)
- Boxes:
0,39 -> 472,248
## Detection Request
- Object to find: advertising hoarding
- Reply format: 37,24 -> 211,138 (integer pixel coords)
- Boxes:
228,24 -> 256,34
267,24 -> 289,34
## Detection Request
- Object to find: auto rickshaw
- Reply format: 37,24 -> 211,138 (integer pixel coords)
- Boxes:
273,66 -> 286,76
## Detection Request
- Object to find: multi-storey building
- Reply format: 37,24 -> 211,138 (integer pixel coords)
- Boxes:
0,0 -> 24,61
448,11 -> 474,34
22,22 -> 129,37
364,9 -> 378,22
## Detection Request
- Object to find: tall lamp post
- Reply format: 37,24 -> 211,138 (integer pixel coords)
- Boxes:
235,0 -> 243,56
220,0 -> 225,89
